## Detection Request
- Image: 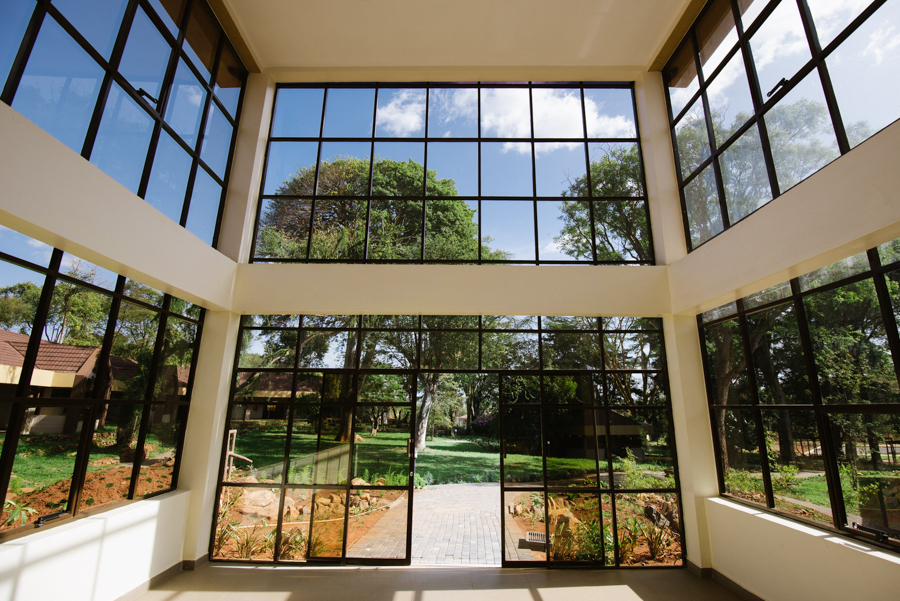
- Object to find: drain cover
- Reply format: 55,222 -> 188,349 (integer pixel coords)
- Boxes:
526,531 -> 546,544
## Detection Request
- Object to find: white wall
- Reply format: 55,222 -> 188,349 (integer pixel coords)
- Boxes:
706,498 -> 900,601
0,491 -> 188,601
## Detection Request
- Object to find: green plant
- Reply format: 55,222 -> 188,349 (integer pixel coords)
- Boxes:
617,517 -> 641,563
278,527 -> 306,560
234,519 -> 268,558
214,489 -> 243,556
550,521 -> 578,561
641,521 -> 672,560
3,499 -> 37,527
575,519 -> 606,561
772,463 -> 800,492
307,529 -> 327,557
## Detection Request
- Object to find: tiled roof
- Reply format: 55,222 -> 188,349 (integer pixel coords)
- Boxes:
0,329 -> 96,373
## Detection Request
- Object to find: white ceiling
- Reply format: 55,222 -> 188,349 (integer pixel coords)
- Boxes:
222,0 -> 692,71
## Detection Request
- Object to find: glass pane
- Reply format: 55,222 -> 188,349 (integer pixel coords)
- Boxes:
255,197 -> 311,261
481,200 -> 534,261
299,331 -> 358,370
346,488 -> 409,558
42,279 -> 109,354
12,17 -> 104,153
615,493 -> 682,565
535,144 -> 586,197
583,88 -> 636,138
684,164 -> 723,248
232,372 -> 294,405
144,130 -> 191,223
720,124 -> 772,224
59,254 -> 116,291
604,316 -> 659,331
744,281 -> 792,309
200,102 -> 232,178
0,0 -> 34,89
118,6 -> 171,102
532,88 -> 584,138
185,167 -> 221,245
277,487 -> 313,562
154,317 -> 195,402
481,142 -> 533,197
368,200 -> 422,261
0,227 -> 52,268
81,403 -> 141,511
675,100 -> 711,180
309,199 -> 367,260
264,141 -> 318,195
312,406 -> 352,485
828,412 -> 900,538
2,406 -> 87,530
609,407 -> 676,489
593,200 -> 652,262
706,50 -> 755,145
362,315 -> 418,329
736,0 -> 767,30
318,142 -> 371,195
761,408 -> 831,524
309,488 -> 348,558
358,373 -> 413,404
543,375 -> 596,405
426,142 -> 477,196
701,301 -> 738,323
148,0 -> 186,36
372,142 -> 425,195
666,42 -> 700,119
604,331 -> 661,371
421,331 -> 478,370
805,279 -> 899,404
375,88 -> 425,138
607,372 -> 667,406
827,1 -> 900,148
542,332 -> 601,370
423,199 -> 479,262
164,59 -> 208,148
747,303 -> 810,404
547,492 -> 606,563
482,332 -> 539,370
359,331 -> 417,369
428,88 -> 478,137
587,142 -> 644,197
272,88 -> 325,138
322,88 -> 375,138
696,0 -> 739,79
0,261 -> 44,350
544,408 -> 600,487
504,489 -> 547,562
703,318 -> 752,405
53,0 -> 127,60
110,300 -> 160,400
766,71 -> 840,193
749,0 -> 811,101
90,83 -> 154,194
537,200 -> 582,262
481,88 -> 531,138
808,0 -> 872,48
123,279 -> 164,306
715,408 -> 765,503
502,406 -> 543,487
351,407 -> 410,485
879,238 -> 900,267
799,252 -> 870,291
502,375 -> 540,404
214,44 -> 244,118
486,315 -> 538,330
211,486 -> 279,560
182,0 -> 218,82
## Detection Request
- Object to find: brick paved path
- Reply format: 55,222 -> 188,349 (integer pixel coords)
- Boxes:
347,483 -> 534,565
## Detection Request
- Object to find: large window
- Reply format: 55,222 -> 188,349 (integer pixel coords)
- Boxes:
252,83 -> 653,265
0,225 -> 202,536
700,238 -> 900,550
213,314 -> 682,566
665,0 -> 900,250
0,0 -> 247,247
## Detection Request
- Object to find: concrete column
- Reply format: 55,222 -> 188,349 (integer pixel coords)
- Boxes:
178,309 -> 241,563
663,314 -> 718,570
216,73 -> 276,264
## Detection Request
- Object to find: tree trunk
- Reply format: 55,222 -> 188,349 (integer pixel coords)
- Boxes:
415,374 -> 438,451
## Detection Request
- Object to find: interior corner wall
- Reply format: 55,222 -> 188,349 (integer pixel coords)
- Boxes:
0,491 -> 188,601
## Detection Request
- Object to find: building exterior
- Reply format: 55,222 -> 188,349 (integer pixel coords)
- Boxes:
0,0 -> 899,600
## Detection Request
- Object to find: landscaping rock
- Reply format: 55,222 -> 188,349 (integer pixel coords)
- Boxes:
351,478 -> 369,486
375,478 -> 386,486
552,510 -> 581,537
644,504 -> 670,529
354,434 -> 365,442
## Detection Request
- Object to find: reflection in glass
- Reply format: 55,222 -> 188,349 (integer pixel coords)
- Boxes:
323,88 -> 375,138
684,164 -> 722,248
827,1 -> 900,148
375,88 -> 425,137
200,103 -> 233,178
351,412 -> 409,485
311,406 -> 352,485
118,7 -> 171,101
12,18 -> 104,153
53,0 -> 127,60
701,301 -> 738,323
675,100 -> 711,180
272,88 -> 325,138
183,0 -> 219,81
428,88 -> 478,137
766,71 -> 839,194
503,406 -> 543,486
148,0 -> 186,36
154,317 -> 196,402
666,42 -> 700,119
144,131 -> 191,223
609,407 -> 675,489
532,88 -> 584,138
184,167 -> 221,245
744,281 -> 792,309
719,125 -> 771,225
111,300 -> 160,399
164,59 -> 208,147
90,83 -> 154,193
255,198 -> 311,261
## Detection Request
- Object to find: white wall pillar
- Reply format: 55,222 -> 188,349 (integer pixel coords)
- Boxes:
663,313 -> 718,569
178,309 -> 242,563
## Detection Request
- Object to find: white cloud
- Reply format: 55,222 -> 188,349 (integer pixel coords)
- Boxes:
26,238 -> 50,249
808,0 -> 870,44
430,88 -> 477,129
865,24 -> 900,65
376,89 -> 426,137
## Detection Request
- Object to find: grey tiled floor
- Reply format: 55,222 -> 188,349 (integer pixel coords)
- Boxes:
136,564 -> 747,601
